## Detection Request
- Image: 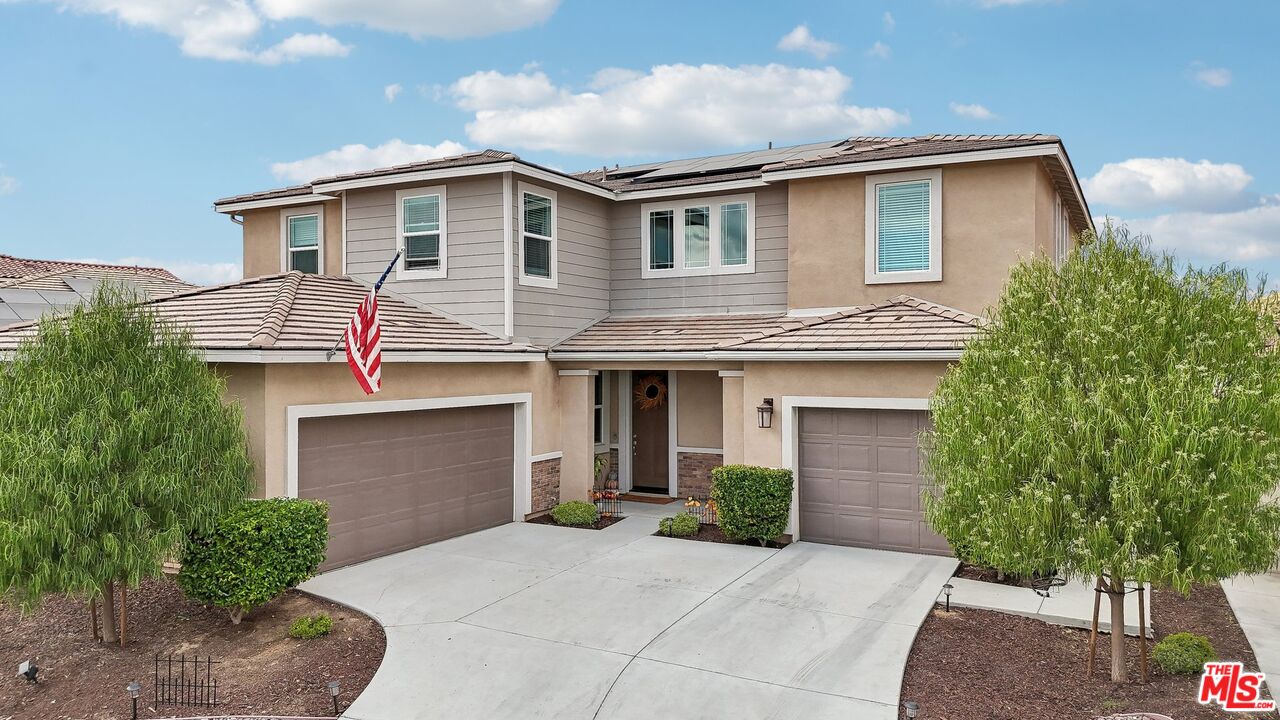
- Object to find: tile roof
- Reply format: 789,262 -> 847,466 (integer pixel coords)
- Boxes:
550,296 -> 982,355
758,134 -> 1061,173
0,256 -> 195,326
0,272 -> 539,355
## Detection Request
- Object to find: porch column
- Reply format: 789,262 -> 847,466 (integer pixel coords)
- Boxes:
558,370 -> 597,503
719,370 -> 745,465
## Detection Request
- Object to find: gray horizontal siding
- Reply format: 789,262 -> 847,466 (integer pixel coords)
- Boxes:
513,181 -> 611,346
345,176 -> 506,336
608,184 -> 789,315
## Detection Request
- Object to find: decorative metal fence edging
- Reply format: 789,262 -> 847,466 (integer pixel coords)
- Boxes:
593,490 -> 622,518
682,497 -> 718,525
155,654 -> 220,708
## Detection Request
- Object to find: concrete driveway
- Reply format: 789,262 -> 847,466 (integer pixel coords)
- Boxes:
301,502 -> 957,720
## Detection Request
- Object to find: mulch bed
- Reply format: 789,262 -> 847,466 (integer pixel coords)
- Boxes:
901,584 -> 1270,719
0,576 -> 384,720
651,523 -> 789,548
954,563 -> 1034,589
527,513 -> 626,530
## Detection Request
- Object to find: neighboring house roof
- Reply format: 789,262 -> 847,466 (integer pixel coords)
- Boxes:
0,255 -> 194,325
212,134 -> 1091,231
0,272 -> 540,359
549,296 -> 982,359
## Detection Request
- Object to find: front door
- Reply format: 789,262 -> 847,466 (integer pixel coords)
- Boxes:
630,370 -> 670,494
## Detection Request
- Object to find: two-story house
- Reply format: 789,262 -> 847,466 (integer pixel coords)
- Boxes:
0,135 -> 1089,570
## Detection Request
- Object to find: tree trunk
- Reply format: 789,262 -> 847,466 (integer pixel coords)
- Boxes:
1109,576 -> 1127,683
100,580 -> 118,644
230,607 -> 244,625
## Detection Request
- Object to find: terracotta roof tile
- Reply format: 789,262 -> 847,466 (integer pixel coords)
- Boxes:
0,272 -> 539,355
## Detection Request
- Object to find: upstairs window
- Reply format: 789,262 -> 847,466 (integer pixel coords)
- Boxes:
865,169 -> 942,284
640,194 -> 755,278
282,207 -> 322,274
519,182 -> 558,288
396,187 -> 447,280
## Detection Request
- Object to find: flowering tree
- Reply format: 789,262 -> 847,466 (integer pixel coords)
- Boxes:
0,284 -> 252,644
924,226 -> 1280,682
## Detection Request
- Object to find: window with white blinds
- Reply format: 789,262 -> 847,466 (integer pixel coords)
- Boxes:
865,169 -> 942,284
281,206 -> 323,274
519,182 -> 558,288
395,186 -> 447,279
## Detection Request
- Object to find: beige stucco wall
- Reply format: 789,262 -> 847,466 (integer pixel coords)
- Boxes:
739,361 -> 951,468
558,372 -> 594,503
241,200 -> 342,279
218,360 -> 559,498
676,370 -> 723,448
786,159 -> 1041,316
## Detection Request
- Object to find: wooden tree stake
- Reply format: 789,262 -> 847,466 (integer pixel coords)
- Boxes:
119,583 -> 128,648
1137,585 -> 1149,683
89,597 -> 101,642
1086,575 -> 1103,677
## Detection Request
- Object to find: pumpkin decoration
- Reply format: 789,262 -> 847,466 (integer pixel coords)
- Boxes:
633,375 -> 668,411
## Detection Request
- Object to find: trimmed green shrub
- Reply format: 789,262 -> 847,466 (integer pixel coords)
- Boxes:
658,514 -> 699,537
289,613 -> 333,639
550,500 -> 598,526
178,498 -> 328,624
1152,632 -> 1217,675
711,465 -> 794,545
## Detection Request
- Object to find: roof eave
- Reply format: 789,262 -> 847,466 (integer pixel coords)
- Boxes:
214,193 -> 339,214
546,349 -> 964,362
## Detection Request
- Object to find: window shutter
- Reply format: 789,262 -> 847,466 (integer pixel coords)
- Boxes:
876,181 -> 931,273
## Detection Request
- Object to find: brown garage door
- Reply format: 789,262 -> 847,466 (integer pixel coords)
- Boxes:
798,407 -> 950,555
298,404 -> 514,570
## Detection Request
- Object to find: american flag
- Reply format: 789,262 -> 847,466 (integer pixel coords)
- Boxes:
344,287 -> 383,394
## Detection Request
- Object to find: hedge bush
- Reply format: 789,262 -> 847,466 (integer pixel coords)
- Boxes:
178,498 -> 328,624
1152,632 -> 1217,675
289,613 -> 333,639
711,465 -> 794,545
550,500 -> 598,526
658,513 -> 699,537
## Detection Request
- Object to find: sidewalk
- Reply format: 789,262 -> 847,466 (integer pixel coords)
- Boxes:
947,577 -> 1148,636
1221,573 -> 1280,686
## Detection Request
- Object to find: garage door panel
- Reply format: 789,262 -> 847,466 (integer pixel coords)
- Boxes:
799,407 -> 950,556
299,404 -> 515,570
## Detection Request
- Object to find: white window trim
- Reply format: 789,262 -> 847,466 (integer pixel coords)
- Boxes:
517,181 -> 558,289
864,168 -> 942,285
280,205 -> 324,274
395,186 -> 448,281
640,193 -> 756,279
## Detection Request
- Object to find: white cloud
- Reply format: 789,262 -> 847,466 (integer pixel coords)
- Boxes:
866,41 -> 891,60
777,25 -> 838,60
384,83 -> 402,102
14,0 -> 557,63
1191,63 -> 1232,88
949,101 -> 995,119
449,63 -> 909,156
1109,203 -> 1280,265
270,138 -> 469,183
882,11 -> 895,32
68,257 -> 243,286
256,0 -> 560,39
0,173 -> 16,196
1084,158 -> 1254,213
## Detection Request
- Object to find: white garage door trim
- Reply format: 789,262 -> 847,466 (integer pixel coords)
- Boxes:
286,392 -> 533,521
779,396 -> 930,539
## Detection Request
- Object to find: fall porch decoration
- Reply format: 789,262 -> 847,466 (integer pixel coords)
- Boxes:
633,374 -> 668,411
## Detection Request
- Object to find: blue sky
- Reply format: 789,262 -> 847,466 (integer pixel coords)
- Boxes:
0,0 -> 1276,285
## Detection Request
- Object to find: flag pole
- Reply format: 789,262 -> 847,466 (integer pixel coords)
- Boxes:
326,250 -> 402,361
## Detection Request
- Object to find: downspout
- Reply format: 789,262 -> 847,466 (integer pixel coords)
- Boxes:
502,171 -> 514,339
228,213 -> 244,226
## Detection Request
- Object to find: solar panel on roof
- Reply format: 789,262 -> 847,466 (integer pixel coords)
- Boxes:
633,139 -> 845,180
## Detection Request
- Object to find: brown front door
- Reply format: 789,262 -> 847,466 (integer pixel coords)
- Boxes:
798,407 -> 950,555
297,404 -> 515,570
630,371 -> 669,494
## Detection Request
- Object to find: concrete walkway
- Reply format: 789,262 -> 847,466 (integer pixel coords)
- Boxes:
301,502 -> 956,720
1221,573 -> 1280,686
947,577 -> 1148,636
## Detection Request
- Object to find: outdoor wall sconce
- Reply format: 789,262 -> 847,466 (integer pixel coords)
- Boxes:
757,398 -> 774,428
126,680 -> 142,720
327,679 -> 342,714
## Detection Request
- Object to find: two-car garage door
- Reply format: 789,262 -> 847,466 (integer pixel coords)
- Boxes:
798,407 -> 950,555
298,404 -> 515,570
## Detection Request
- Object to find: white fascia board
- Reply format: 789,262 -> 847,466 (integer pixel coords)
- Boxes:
513,165 -> 616,200
311,161 -> 617,200
214,193 -> 338,214
200,349 -> 546,363
760,143 -> 1061,182
546,350 -> 963,362
615,177 -> 769,201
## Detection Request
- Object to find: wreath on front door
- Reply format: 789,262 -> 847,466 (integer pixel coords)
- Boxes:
633,375 -> 668,411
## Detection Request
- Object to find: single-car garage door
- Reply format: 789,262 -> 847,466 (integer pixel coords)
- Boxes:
798,407 -> 950,555
298,404 -> 515,570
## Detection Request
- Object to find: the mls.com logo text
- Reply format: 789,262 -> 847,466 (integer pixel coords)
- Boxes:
1198,662 -> 1276,712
